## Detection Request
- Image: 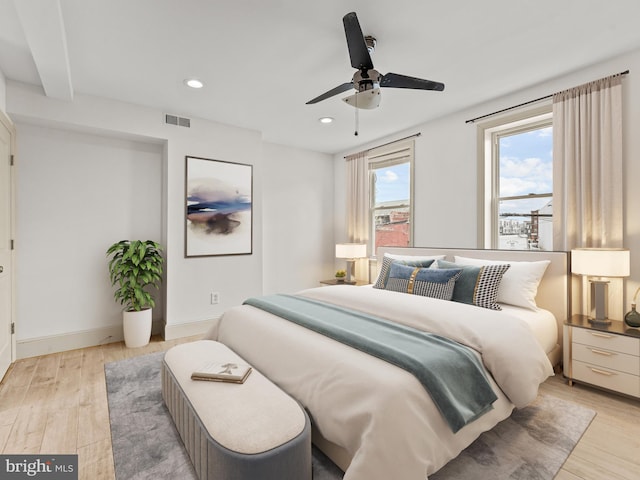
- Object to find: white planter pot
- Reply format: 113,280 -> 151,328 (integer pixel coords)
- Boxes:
123,308 -> 152,348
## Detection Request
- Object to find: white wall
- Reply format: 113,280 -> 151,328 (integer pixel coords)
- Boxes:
7,81 -> 335,356
15,124 -> 163,343
335,47 -> 640,306
262,142 -> 334,294
412,113 -> 480,247
0,68 -> 6,114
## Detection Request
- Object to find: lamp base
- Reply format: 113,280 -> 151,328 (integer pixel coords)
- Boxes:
588,317 -> 612,326
588,279 -> 610,325
345,259 -> 356,284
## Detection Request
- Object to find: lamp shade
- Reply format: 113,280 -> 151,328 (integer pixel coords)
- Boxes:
571,248 -> 630,277
335,243 -> 367,259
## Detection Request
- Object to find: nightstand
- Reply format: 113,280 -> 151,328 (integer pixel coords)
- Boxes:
319,279 -> 369,286
563,314 -> 640,398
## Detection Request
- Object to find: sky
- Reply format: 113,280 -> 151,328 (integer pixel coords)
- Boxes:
499,125 -> 553,216
373,162 -> 410,205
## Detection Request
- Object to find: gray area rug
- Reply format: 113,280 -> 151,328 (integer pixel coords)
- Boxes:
106,351 -> 595,480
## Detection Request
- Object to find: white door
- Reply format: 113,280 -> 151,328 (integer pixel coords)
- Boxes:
0,113 -> 14,380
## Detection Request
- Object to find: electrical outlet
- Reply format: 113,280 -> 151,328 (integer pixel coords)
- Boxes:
210,292 -> 220,305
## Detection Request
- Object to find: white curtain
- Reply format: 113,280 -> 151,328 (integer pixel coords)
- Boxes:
346,151 -> 369,279
552,74 -> 624,316
553,74 -> 623,249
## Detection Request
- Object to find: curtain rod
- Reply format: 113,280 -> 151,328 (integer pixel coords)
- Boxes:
465,69 -> 629,124
344,132 -> 421,159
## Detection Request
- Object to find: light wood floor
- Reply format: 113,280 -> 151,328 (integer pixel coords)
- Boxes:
0,336 -> 639,480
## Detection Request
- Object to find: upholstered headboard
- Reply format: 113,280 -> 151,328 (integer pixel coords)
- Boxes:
378,247 -> 570,365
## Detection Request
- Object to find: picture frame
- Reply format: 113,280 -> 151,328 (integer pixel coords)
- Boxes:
185,156 -> 253,257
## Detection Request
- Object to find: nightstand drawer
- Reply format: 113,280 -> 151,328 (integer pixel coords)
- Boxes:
572,343 -> 640,375
573,328 -> 640,356
572,360 -> 640,397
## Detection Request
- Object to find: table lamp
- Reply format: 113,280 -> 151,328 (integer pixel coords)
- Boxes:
571,248 -> 630,325
335,243 -> 367,284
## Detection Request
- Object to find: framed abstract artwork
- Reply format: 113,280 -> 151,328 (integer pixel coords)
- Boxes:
185,156 -> 253,257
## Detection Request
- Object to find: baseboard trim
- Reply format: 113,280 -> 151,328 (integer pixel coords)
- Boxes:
16,319 -> 164,359
16,316 -> 219,359
163,316 -> 220,341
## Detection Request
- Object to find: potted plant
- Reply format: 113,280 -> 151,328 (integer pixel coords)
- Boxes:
106,240 -> 164,348
335,269 -> 346,283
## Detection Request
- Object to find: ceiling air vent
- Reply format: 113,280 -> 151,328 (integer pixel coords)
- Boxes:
165,114 -> 191,128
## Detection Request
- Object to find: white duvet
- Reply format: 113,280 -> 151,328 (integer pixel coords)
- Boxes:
209,286 -> 554,480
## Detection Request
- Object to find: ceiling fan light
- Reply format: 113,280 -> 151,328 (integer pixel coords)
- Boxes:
343,88 -> 381,109
184,78 -> 204,89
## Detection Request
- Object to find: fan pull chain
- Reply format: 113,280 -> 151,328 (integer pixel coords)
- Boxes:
354,93 -> 359,136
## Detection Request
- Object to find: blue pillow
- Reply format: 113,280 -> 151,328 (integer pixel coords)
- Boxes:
373,256 -> 436,289
385,262 -> 462,300
436,259 -> 510,310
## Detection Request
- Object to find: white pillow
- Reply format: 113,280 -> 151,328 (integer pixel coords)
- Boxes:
453,256 -> 551,310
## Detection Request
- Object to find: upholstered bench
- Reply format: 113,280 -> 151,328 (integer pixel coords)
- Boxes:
161,340 -> 311,480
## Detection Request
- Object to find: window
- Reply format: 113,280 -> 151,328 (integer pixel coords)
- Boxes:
368,140 -> 414,253
479,106 -> 553,250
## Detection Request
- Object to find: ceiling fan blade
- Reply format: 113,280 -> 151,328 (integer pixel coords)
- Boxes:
343,12 -> 374,70
306,82 -> 354,104
380,72 -> 445,91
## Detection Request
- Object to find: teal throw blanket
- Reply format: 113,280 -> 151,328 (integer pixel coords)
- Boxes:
243,294 -> 497,432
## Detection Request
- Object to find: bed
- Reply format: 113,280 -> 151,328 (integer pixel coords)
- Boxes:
207,247 -> 570,480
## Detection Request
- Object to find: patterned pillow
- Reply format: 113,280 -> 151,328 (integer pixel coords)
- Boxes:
453,256 -> 550,310
385,262 -> 462,300
373,255 -> 437,289
437,259 -> 510,310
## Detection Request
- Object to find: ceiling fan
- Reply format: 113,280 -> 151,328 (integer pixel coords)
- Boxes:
306,12 -> 445,110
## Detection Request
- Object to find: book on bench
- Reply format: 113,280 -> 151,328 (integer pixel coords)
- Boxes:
191,362 -> 252,384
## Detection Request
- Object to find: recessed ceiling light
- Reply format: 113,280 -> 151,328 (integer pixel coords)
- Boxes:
184,78 -> 204,89
319,117 -> 334,124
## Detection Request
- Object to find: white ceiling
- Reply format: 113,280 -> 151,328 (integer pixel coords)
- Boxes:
1,0 -> 640,154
